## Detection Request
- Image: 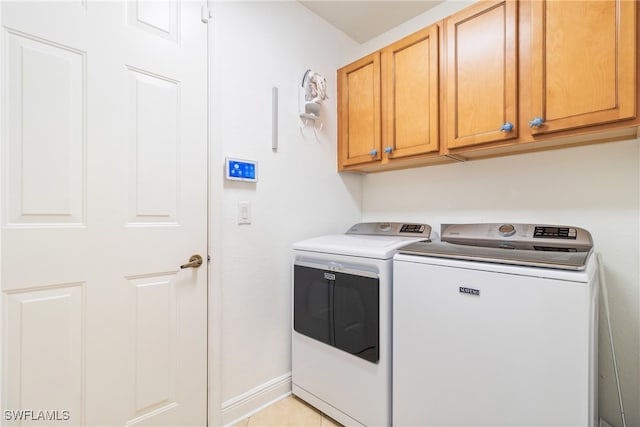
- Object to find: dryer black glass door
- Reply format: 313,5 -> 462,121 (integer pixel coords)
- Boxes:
293,264 -> 379,363
293,265 -> 332,346
332,271 -> 379,363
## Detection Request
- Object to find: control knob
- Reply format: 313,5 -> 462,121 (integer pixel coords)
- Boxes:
379,222 -> 392,232
498,224 -> 516,237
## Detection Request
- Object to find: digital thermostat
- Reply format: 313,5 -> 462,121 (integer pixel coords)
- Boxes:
225,157 -> 258,182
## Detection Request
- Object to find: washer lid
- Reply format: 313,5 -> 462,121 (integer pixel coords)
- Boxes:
398,223 -> 593,270
293,234 -> 429,259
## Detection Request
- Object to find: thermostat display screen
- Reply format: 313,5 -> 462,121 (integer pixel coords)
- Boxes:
226,158 -> 257,182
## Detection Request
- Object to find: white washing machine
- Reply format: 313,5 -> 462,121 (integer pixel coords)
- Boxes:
393,223 -> 599,427
292,222 -> 432,427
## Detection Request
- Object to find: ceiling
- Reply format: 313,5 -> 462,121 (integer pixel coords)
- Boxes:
298,1 -> 444,44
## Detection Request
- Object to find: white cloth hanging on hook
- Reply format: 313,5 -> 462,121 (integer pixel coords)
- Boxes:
302,70 -> 328,104
299,69 -> 327,126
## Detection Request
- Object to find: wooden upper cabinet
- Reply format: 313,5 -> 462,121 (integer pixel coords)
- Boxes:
381,24 -> 440,159
338,52 -> 381,169
336,0 -> 639,172
445,0 -> 518,149
530,0 -> 637,135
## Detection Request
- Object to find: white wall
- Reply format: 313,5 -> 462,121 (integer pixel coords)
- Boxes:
209,2 -> 362,424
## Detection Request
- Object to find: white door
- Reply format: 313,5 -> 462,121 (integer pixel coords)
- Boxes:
1,1 -> 208,425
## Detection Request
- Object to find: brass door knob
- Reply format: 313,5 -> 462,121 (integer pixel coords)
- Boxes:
180,254 -> 203,269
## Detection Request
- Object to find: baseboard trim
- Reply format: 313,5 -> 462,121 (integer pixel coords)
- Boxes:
221,372 -> 292,426
599,418 -> 613,427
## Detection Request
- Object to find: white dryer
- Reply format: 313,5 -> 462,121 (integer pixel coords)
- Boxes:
393,223 -> 599,427
292,222 -> 431,427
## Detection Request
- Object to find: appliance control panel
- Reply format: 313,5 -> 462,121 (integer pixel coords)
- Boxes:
347,222 -> 432,238
533,226 -> 577,239
441,223 -> 592,251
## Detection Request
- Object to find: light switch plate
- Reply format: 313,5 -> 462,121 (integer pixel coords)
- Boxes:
238,201 -> 251,224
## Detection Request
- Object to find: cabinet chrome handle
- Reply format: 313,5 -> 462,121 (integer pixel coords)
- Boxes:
529,117 -> 545,128
384,146 -> 393,153
370,149 -> 378,156
500,122 -> 514,132
181,254 -> 203,269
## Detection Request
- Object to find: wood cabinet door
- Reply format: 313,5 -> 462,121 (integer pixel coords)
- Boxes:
530,0 -> 636,135
445,0 -> 518,149
381,24 -> 440,159
338,52 -> 381,169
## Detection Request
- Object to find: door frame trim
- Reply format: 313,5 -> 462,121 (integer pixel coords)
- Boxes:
206,0 -> 222,424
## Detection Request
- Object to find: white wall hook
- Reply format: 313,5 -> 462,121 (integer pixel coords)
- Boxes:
299,117 -> 322,142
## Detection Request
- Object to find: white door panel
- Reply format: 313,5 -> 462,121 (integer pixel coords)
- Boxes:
6,284 -> 84,425
1,1 -> 207,425
126,67 -> 179,225
5,30 -> 86,227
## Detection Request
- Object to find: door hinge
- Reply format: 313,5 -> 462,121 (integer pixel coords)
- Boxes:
201,5 -> 212,24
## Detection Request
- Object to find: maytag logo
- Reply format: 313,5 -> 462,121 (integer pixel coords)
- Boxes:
324,272 -> 336,281
459,286 -> 480,296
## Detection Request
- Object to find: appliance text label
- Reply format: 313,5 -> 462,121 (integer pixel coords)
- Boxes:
324,272 -> 336,281
459,286 -> 480,296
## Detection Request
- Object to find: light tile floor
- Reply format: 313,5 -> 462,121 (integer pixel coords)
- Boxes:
232,395 -> 343,427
